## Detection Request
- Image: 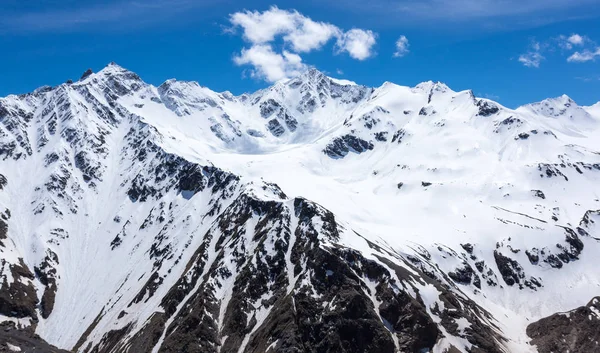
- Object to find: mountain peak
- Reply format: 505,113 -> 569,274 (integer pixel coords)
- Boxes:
79,68 -> 93,81
414,80 -> 451,93
556,94 -> 575,104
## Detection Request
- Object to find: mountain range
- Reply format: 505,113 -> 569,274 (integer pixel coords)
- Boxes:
1,63 -> 600,353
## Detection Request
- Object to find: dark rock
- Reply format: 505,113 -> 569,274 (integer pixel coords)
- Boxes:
461,243 -> 474,254
515,132 -> 529,140
266,119 -> 285,137
448,262 -> 475,285
476,100 -> 500,117
0,258 -> 38,321
323,135 -> 374,159
0,322 -> 70,353
34,250 -> 59,319
374,131 -> 388,142
531,190 -> 545,199
80,69 -> 94,80
391,129 -> 406,144
493,250 -> 524,287
527,297 -> 600,353
525,249 -> 539,265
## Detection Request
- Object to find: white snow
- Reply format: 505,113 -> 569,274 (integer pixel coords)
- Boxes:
1,64 -> 600,353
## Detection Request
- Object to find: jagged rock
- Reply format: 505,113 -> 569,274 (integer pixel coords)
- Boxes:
374,131 -> 388,142
0,259 -> 38,321
391,129 -> 406,144
323,135 -> 374,159
0,322 -> 70,353
34,250 -> 59,319
448,262 -> 475,285
493,250 -> 524,287
80,69 -> 94,80
527,297 -> 600,353
476,100 -> 499,116
266,119 -> 285,137
531,190 -> 545,199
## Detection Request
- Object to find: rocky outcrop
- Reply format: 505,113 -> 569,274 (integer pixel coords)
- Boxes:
527,297 -> 600,353
323,134 -> 374,158
0,322 -> 71,353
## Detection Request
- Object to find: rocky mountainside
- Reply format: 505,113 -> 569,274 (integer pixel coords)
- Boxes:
1,63 -> 600,352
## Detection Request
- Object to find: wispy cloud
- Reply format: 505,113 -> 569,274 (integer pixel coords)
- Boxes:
568,47 -> 600,62
391,0 -> 597,20
575,75 -> 600,82
0,0 -> 214,33
518,33 -> 599,67
320,0 -> 599,31
518,40 -> 545,68
393,35 -> 409,57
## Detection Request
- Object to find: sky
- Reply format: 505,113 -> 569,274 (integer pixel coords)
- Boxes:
1,0 -> 599,108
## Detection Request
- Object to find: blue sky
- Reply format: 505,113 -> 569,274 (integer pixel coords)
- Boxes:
1,0 -> 599,108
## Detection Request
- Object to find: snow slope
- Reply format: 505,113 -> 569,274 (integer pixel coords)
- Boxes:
0,63 -> 599,353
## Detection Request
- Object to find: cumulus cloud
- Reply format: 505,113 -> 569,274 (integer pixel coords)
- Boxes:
393,35 -> 410,57
336,29 -> 377,60
567,47 -> 600,62
233,45 -> 306,82
558,33 -> 587,50
568,34 -> 585,45
229,7 -> 341,52
229,7 -> 377,82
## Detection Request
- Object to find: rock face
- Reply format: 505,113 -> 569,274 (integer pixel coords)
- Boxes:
1,63 -> 600,353
0,322 -> 71,353
323,134 -> 374,158
527,297 -> 600,353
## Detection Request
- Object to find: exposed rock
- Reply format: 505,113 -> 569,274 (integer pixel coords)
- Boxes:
34,250 -> 59,319
448,262 -> 476,286
266,119 -> 285,137
476,100 -> 499,117
323,135 -> 374,159
493,250 -> 524,287
0,258 -> 38,321
80,69 -> 94,81
531,190 -> 545,199
527,297 -> 600,353
0,322 -> 70,353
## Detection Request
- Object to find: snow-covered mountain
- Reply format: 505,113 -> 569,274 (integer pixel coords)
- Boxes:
1,63 -> 600,353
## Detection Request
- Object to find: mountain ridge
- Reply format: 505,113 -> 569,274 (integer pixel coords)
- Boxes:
1,63 -> 600,353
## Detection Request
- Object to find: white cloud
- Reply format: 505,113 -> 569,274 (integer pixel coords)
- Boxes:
284,18 -> 341,53
558,33 -> 587,50
229,7 -> 341,52
522,33 -> 599,65
229,7 -> 378,81
394,35 -> 410,57
567,47 -> 600,62
518,40 -> 544,68
568,34 -> 585,45
336,29 -> 377,60
233,44 -> 306,82
518,52 -> 544,67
